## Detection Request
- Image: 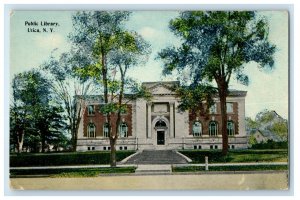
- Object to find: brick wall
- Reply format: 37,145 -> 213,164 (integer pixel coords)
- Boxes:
189,102 -> 239,136
83,104 -> 133,138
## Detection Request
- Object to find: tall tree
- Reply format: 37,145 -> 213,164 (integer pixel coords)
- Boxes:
72,12 -> 151,166
158,11 -> 276,155
69,11 -> 131,167
42,51 -> 97,151
107,30 -> 151,166
10,70 -> 66,153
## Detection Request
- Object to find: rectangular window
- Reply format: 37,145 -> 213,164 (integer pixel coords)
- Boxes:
226,103 -> 233,113
194,145 -> 197,149
210,145 -> 213,149
215,145 -> 218,149
88,105 -> 95,115
119,146 -> 123,150
103,147 -> 106,150
232,145 -> 235,149
108,147 -> 111,150
92,147 -> 95,150
209,103 -> 217,114
124,146 -> 127,150
87,147 -> 90,151
198,145 -> 202,149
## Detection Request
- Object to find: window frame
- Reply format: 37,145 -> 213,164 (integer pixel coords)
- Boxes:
209,103 -> 217,114
227,120 -> 235,136
87,123 -> 96,138
209,121 -> 218,136
226,102 -> 234,113
192,121 -> 202,137
103,123 -> 110,138
119,122 -> 128,138
88,105 -> 95,116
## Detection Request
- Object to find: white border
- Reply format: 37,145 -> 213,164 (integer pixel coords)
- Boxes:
1,1 -> 298,199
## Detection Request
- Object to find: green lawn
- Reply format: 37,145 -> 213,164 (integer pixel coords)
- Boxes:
179,149 -> 288,163
10,167 -> 136,177
172,165 -> 288,172
10,151 -> 135,167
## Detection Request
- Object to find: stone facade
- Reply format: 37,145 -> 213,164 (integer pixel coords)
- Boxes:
76,81 -> 248,151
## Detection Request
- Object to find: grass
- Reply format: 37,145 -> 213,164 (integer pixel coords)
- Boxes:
179,149 -> 288,163
172,165 -> 288,172
10,167 -> 137,177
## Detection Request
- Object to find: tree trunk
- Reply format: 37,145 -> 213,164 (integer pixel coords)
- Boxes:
110,137 -> 117,167
41,131 -> 45,153
17,131 -> 24,153
100,51 -> 114,167
217,80 -> 229,156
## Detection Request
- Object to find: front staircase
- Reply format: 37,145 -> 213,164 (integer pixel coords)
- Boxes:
124,150 -> 188,165
123,150 -> 189,174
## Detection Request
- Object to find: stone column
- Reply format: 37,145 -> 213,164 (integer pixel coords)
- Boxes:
147,102 -> 152,138
169,102 -> 175,138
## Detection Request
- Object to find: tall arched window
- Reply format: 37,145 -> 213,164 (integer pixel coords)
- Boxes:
209,121 -> 218,136
119,123 -> 128,138
192,121 -> 202,137
103,123 -> 109,138
88,123 -> 96,138
227,121 -> 235,136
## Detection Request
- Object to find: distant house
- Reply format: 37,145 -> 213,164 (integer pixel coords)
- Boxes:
246,110 -> 288,144
76,81 -> 248,151
251,130 -> 268,143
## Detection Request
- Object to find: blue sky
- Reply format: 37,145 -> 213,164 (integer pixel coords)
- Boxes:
10,11 -> 288,119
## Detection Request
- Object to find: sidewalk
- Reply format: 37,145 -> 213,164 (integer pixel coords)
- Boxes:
10,162 -> 288,170
10,172 -> 289,190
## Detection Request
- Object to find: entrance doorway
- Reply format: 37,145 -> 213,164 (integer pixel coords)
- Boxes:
157,131 -> 165,145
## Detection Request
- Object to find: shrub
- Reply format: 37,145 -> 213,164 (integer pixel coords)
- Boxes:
10,151 -> 135,167
250,140 -> 288,149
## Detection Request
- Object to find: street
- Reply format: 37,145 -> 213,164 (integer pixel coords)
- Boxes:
10,171 -> 288,190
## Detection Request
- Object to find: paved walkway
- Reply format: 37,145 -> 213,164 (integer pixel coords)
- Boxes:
10,172 -> 289,190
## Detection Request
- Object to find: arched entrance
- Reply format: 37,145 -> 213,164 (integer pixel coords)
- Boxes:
154,119 -> 167,145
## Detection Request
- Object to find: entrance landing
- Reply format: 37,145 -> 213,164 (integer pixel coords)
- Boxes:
124,150 -> 189,165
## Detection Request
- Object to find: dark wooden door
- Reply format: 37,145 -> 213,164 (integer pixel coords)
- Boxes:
157,131 -> 165,145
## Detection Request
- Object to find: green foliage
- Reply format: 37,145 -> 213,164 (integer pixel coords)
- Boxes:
175,83 -> 217,114
179,149 -> 288,163
10,167 -> 136,177
10,151 -> 135,167
248,134 -> 258,145
158,11 -> 276,155
173,165 -> 288,172
270,121 -> 288,141
247,110 -> 288,142
10,70 -> 67,153
250,140 -> 288,149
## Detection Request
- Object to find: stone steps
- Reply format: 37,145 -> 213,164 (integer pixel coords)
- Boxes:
125,150 -> 188,164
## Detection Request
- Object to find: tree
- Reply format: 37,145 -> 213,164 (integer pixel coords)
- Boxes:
10,70 -> 66,153
69,11 -> 130,167
42,51 -> 97,151
71,11 -> 151,166
107,30 -> 151,166
158,11 -> 276,155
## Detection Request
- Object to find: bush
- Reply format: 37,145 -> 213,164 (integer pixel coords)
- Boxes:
250,140 -> 288,149
172,165 -> 288,172
179,149 -> 288,163
10,167 -> 136,176
10,151 -> 135,167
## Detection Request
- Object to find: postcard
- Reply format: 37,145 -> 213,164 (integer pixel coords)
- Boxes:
8,10 -> 289,191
